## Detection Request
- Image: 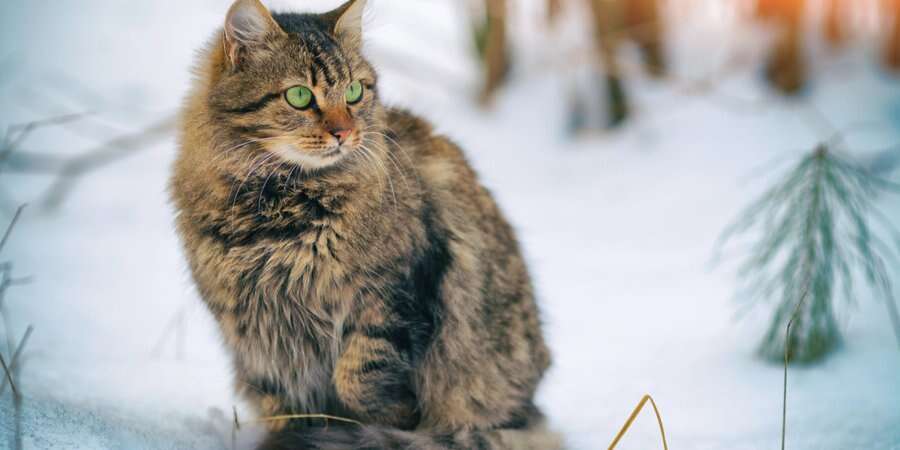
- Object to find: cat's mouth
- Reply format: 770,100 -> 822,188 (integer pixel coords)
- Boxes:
320,147 -> 343,158
268,143 -> 351,170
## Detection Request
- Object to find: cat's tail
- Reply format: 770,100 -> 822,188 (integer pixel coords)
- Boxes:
258,420 -> 563,450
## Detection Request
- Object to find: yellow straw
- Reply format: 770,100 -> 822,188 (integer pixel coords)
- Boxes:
242,395 -> 667,450
247,413 -> 364,427
608,394 -> 669,450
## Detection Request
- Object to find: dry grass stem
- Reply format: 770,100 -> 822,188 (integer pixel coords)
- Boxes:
0,325 -> 33,396
0,205 -> 25,253
0,352 -> 17,398
607,394 -> 668,450
248,413 -> 364,427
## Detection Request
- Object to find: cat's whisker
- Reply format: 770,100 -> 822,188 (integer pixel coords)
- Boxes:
284,164 -> 299,193
368,131 -> 409,163
227,152 -> 268,205
292,161 -> 305,191
230,152 -> 279,210
218,137 -> 272,156
359,144 -> 398,209
257,161 -> 282,213
362,128 -> 419,183
363,135 -> 413,192
368,146 -> 408,195
359,145 -> 388,187
356,146 -> 386,190
214,135 -> 282,164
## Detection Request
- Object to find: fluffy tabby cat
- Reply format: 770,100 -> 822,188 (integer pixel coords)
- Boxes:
171,1 -> 558,448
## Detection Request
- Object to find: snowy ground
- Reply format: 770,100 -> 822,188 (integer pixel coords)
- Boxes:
1,0 -> 899,449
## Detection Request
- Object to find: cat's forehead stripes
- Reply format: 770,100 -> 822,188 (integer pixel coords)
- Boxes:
301,30 -> 351,88
271,12 -> 353,88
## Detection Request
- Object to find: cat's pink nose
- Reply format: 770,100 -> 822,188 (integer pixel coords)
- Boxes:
330,128 -> 353,144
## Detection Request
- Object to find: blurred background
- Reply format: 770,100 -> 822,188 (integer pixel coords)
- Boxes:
1,0 -> 899,449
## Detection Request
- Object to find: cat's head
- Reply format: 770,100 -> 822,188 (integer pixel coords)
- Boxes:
203,0 -> 380,171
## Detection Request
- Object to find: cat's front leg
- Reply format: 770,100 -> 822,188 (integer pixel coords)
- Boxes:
333,304 -> 419,429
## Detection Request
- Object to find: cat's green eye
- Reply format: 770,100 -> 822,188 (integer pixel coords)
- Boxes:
285,86 -> 313,110
345,80 -> 364,104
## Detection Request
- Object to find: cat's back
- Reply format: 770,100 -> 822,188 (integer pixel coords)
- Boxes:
383,107 -> 551,404
383,108 -> 482,198
383,106 -> 527,280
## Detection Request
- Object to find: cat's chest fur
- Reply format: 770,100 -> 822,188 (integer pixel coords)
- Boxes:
214,182 -> 377,411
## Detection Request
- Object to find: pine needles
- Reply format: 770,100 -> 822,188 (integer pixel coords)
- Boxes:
718,144 -> 900,364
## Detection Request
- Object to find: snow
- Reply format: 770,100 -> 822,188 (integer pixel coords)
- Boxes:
1,0 -> 899,449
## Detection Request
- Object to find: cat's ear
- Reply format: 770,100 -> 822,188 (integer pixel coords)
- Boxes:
223,0 -> 284,67
324,0 -> 367,49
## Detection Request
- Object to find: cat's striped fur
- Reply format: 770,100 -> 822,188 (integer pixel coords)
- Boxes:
170,1 -> 558,448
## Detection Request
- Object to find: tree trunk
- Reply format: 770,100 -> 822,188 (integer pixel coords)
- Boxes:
479,0 -> 510,106
624,0 -> 667,77
885,0 -> 900,71
824,0 -> 846,48
588,0 -> 630,127
547,0 -> 562,25
762,0 -> 807,95
756,0 -> 780,20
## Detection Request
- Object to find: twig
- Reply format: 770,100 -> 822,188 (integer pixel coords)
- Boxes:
39,116 -> 176,208
1,113 -> 94,163
0,352 -> 17,398
0,271 -> 31,356
0,206 -> 26,450
0,325 -> 33,396
232,406 -> 240,450
0,205 -> 28,357
0,205 -> 25,254
781,286 -> 810,450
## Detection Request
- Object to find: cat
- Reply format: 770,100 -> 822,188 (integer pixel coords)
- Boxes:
170,1 -> 559,448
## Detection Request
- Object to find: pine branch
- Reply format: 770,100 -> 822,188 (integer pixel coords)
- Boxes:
718,144 -> 900,363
